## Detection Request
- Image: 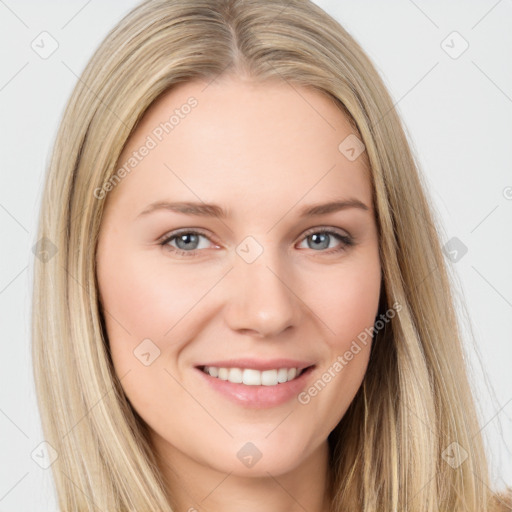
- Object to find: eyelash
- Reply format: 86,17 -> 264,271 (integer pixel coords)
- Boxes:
158,227 -> 354,258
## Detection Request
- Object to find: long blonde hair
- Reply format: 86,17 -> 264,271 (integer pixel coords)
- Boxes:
31,0 -> 510,510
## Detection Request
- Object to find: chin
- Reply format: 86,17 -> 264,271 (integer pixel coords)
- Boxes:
207,435 -> 318,477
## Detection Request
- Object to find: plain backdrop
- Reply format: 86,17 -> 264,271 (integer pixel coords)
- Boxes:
0,1 -> 511,510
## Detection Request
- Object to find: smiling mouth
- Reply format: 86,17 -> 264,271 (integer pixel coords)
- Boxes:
198,365 -> 314,386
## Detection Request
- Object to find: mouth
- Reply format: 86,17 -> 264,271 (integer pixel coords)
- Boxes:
197,365 -> 314,386
194,363 -> 316,408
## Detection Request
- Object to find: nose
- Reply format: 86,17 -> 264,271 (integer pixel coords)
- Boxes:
223,248 -> 300,338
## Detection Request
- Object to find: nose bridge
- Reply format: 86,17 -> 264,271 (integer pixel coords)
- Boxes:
225,236 -> 299,336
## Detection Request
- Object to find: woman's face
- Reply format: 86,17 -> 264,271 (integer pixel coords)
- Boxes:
96,75 -> 381,479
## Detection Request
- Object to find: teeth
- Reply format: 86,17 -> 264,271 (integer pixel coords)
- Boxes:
203,366 -> 303,386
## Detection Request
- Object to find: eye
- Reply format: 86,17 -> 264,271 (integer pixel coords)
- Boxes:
296,228 -> 354,254
159,229 -> 216,258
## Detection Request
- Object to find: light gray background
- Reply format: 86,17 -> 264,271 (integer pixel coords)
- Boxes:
1,1 -> 511,510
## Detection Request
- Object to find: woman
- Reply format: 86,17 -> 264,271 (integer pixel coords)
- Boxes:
31,0 -> 511,510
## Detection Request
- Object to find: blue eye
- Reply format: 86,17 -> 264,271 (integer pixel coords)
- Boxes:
159,228 -> 354,258
159,229 -> 213,257
298,229 -> 354,253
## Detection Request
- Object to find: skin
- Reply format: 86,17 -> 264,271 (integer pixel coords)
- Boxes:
96,74 -> 381,512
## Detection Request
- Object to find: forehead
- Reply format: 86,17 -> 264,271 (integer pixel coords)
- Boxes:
107,76 -> 372,216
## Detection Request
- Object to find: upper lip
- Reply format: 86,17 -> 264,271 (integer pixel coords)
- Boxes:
195,358 -> 315,372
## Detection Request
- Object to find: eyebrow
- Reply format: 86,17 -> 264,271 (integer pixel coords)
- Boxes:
137,198 -> 370,219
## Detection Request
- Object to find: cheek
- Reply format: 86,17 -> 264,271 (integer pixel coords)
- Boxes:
97,245 -> 210,344
310,253 -> 381,350
96,243 -> 223,391
297,253 -> 381,418
96,245 -> 202,426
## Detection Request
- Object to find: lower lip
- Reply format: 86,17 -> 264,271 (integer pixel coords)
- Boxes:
195,366 -> 315,409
